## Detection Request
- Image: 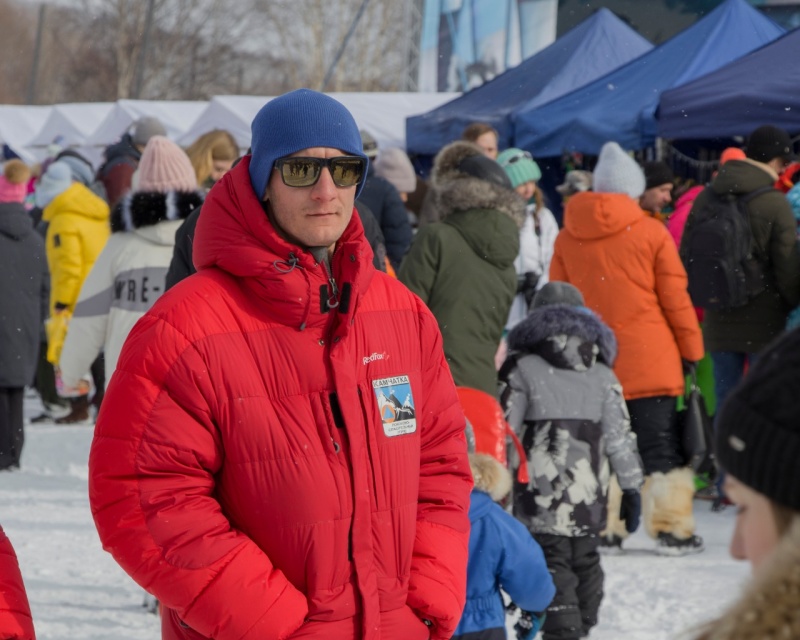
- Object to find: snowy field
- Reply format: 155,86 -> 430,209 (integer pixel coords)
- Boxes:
2,395 -> 750,640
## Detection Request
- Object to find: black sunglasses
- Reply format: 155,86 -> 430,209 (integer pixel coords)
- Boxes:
500,150 -> 533,167
274,156 -> 366,188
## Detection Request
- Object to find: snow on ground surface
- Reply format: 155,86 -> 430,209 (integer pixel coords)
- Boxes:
2,395 -> 750,639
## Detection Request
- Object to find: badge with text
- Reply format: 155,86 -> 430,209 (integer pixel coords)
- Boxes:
372,375 -> 416,437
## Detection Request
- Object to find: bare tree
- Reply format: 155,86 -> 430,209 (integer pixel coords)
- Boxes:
0,0 -> 35,103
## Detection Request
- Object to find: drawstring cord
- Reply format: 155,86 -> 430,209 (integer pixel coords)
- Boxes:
273,252 -> 300,273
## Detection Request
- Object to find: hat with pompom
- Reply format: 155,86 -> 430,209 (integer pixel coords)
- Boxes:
592,142 -> 646,199
0,160 -> 31,203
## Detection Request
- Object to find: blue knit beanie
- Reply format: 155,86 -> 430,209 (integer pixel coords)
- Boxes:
249,89 -> 368,199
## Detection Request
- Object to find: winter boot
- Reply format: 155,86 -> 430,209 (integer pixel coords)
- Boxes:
656,531 -> 704,556
55,395 -> 91,425
642,467 -> 702,553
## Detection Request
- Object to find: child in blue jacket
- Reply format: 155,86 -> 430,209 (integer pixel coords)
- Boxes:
453,452 -> 555,640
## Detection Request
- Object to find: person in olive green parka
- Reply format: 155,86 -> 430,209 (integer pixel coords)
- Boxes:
399,141 -> 524,396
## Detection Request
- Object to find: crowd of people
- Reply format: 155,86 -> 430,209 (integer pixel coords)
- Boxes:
1,89 -> 799,640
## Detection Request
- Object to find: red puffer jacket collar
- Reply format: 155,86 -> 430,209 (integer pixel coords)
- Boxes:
194,156 -> 374,332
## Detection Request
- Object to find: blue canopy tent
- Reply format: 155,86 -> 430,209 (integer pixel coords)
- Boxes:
405,8 -> 652,157
514,0 -> 784,157
658,27 -> 800,140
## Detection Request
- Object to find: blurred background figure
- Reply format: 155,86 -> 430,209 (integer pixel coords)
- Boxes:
59,136 -> 201,401
0,160 -> 48,470
96,116 -> 166,208
357,130 -> 413,269
497,147 -> 559,330
35,160 -> 110,424
555,170 -> 592,210
461,122 -> 499,160
640,161 -> 675,223
185,129 -> 239,193
374,147 -> 418,229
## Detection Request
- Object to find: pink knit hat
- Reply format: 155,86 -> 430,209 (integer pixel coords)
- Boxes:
137,136 -> 197,193
0,160 -> 31,203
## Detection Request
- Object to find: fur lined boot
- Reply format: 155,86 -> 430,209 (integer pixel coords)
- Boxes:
642,467 -> 704,555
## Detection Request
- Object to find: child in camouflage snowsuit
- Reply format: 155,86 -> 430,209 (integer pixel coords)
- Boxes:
500,282 -> 643,640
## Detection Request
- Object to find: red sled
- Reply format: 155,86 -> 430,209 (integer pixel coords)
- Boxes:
456,386 -> 529,484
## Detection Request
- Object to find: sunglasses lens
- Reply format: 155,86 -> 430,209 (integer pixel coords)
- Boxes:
281,159 -> 321,187
331,158 -> 365,187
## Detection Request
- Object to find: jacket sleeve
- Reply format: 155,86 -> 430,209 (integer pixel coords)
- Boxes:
494,509 -> 555,613
406,304 -> 472,640
397,227 -> 441,304
47,220 -> 85,311
653,231 -> 705,362
601,369 -> 644,492
0,527 -> 36,640
39,238 -> 50,340
58,240 -> 115,389
548,234 -> 568,282
500,362 -> 529,437
88,314 -> 308,640
764,193 -> 800,308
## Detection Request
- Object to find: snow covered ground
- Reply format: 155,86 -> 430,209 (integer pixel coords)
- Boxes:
2,395 -> 750,639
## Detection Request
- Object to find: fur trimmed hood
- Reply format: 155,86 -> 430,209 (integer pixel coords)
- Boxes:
469,453 -> 512,502
508,303 -> 617,367
431,141 -> 525,228
111,190 -> 203,233
692,517 -> 800,640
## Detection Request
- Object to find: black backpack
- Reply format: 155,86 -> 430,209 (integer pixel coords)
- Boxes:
682,186 -> 772,310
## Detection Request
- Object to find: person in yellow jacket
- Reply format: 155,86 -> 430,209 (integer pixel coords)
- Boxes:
35,160 -> 110,423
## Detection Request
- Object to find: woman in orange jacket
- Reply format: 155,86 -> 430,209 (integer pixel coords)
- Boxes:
550,142 -> 704,556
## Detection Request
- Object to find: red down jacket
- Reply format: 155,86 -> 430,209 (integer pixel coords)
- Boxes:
88,157 -> 472,640
0,526 -> 36,640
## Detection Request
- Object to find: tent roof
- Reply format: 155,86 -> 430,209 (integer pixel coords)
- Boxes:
0,105 -> 52,163
85,99 -> 208,147
28,103 -> 114,149
515,0 -> 784,157
177,92 -> 460,152
405,8 -> 652,156
658,26 -> 800,139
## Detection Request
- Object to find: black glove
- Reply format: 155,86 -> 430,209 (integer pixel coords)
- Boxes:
513,608 -> 546,640
619,489 -> 641,534
517,272 -> 540,308
682,359 -> 697,376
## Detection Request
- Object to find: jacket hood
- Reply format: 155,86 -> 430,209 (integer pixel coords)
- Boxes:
711,158 -> 778,197
469,453 -> 511,503
103,133 -> 140,164
507,303 -> 617,368
432,141 -> 525,229
42,182 -> 110,223
111,191 -> 203,233
699,517 -> 800,640
0,202 -> 33,240
675,185 -> 704,211
193,156 -> 375,331
563,191 -> 645,240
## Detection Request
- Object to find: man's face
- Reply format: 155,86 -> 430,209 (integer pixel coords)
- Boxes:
640,183 -> 673,213
474,131 -> 498,160
724,475 -> 781,571
263,147 -> 356,251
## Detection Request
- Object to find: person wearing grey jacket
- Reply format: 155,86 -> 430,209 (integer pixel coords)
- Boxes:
499,281 -> 643,640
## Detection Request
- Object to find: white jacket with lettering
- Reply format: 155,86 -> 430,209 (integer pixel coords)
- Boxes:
59,190 -> 202,389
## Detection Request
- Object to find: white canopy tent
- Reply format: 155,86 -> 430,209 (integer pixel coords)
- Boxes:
0,105 -> 53,163
177,92 -> 461,152
27,102 -> 115,162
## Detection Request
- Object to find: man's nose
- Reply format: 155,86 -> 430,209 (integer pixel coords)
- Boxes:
312,167 -> 338,199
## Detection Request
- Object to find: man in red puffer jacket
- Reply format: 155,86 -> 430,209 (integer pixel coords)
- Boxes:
88,89 -> 472,640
